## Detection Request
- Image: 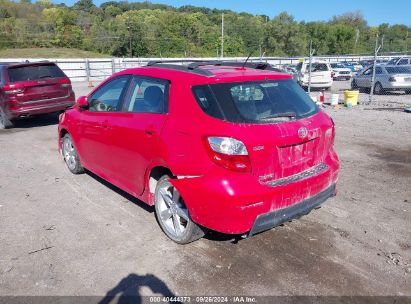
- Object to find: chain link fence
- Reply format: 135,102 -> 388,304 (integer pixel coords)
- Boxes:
1,55 -> 410,108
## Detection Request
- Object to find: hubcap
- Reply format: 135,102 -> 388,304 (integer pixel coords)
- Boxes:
157,180 -> 190,238
63,137 -> 77,170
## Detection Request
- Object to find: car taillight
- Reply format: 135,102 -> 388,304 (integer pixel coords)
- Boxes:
204,137 -> 251,173
331,72 -> 335,78
3,85 -> 24,94
58,78 -> 71,88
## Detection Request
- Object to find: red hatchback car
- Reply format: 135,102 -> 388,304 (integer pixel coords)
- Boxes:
0,61 -> 75,128
58,61 -> 339,244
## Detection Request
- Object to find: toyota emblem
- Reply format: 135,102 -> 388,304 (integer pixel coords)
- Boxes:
298,127 -> 308,139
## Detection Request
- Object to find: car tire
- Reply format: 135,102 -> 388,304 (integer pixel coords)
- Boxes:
0,107 -> 13,129
351,80 -> 358,90
374,82 -> 384,95
154,175 -> 205,244
62,133 -> 85,174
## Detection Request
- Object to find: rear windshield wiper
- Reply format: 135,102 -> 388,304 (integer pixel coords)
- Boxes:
39,75 -> 52,79
261,112 -> 297,120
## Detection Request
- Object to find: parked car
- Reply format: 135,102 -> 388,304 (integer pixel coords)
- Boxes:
295,61 -> 333,90
282,64 -> 297,75
0,61 -> 75,129
341,61 -> 363,72
386,56 -> 411,66
58,61 -> 339,244
330,63 -> 352,80
351,65 -> 411,94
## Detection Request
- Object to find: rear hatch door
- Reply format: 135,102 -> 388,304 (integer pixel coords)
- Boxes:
7,63 -> 70,104
308,63 -> 332,83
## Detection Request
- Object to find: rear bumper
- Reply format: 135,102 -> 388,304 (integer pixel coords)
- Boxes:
8,100 -> 75,119
300,81 -> 333,88
171,151 -> 339,234
249,183 -> 336,236
334,75 -> 351,79
384,82 -> 411,90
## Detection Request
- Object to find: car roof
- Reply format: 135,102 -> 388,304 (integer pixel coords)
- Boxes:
115,61 -> 292,84
0,61 -> 54,68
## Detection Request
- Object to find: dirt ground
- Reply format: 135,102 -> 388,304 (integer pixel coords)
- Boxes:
0,81 -> 410,300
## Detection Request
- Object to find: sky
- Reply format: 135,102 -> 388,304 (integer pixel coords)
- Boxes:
54,0 -> 411,26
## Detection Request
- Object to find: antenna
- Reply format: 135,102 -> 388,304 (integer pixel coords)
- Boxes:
242,50 -> 254,69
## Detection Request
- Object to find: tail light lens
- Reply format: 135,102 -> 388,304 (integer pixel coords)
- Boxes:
3,85 -> 24,94
327,118 -> 336,146
331,72 -> 335,78
58,78 -> 71,88
204,137 -> 251,173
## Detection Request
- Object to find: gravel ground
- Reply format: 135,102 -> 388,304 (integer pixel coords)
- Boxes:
0,81 -> 410,300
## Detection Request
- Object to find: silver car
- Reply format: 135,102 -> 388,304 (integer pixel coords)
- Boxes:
351,65 -> 411,94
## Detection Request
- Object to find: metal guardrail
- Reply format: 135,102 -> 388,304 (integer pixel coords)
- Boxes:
0,56 -> 397,82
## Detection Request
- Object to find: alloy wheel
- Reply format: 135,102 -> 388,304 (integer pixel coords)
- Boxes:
157,180 -> 190,238
62,136 -> 77,171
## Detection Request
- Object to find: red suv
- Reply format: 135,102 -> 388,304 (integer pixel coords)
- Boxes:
0,61 -> 75,128
58,61 -> 339,244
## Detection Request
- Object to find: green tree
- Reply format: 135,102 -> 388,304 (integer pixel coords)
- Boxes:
263,12 -> 307,56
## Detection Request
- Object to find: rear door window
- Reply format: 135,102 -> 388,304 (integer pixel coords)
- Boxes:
123,76 -> 169,113
386,67 -> 411,74
398,58 -> 409,65
8,64 -> 66,82
193,79 -> 318,124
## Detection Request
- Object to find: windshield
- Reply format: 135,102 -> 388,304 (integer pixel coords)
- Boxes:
192,79 -> 319,124
331,64 -> 345,68
386,66 -> 411,74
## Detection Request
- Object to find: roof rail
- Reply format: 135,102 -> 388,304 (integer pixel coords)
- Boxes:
145,60 -> 284,76
145,63 -> 214,76
146,59 -> 207,66
187,61 -> 283,72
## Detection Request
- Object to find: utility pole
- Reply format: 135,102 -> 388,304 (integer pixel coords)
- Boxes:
308,40 -> 315,95
354,28 -> 360,54
406,31 -> 409,54
127,16 -> 132,58
221,13 -> 224,59
369,35 -> 382,104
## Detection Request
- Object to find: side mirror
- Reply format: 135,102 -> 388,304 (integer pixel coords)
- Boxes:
77,96 -> 88,108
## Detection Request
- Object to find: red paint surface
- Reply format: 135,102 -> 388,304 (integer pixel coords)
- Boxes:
59,65 -> 339,234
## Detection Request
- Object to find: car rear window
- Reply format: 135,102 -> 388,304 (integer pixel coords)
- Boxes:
386,67 -> 411,74
8,64 -> 66,83
309,63 -> 329,72
192,79 -> 319,124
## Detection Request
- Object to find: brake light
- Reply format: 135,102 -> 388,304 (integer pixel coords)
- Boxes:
58,78 -> 71,88
204,137 -> 251,173
2,85 -> 24,94
3,88 -> 24,94
331,72 -> 335,78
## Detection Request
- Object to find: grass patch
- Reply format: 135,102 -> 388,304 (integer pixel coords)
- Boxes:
0,48 -> 111,58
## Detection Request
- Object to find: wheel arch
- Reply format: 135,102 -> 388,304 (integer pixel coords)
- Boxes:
145,165 -> 174,205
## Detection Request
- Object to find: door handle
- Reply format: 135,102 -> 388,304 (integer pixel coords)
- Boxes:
145,126 -> 156,135
101,120 -> 110,129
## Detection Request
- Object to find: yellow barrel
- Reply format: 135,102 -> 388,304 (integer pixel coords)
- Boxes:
344,90 -> 359,106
